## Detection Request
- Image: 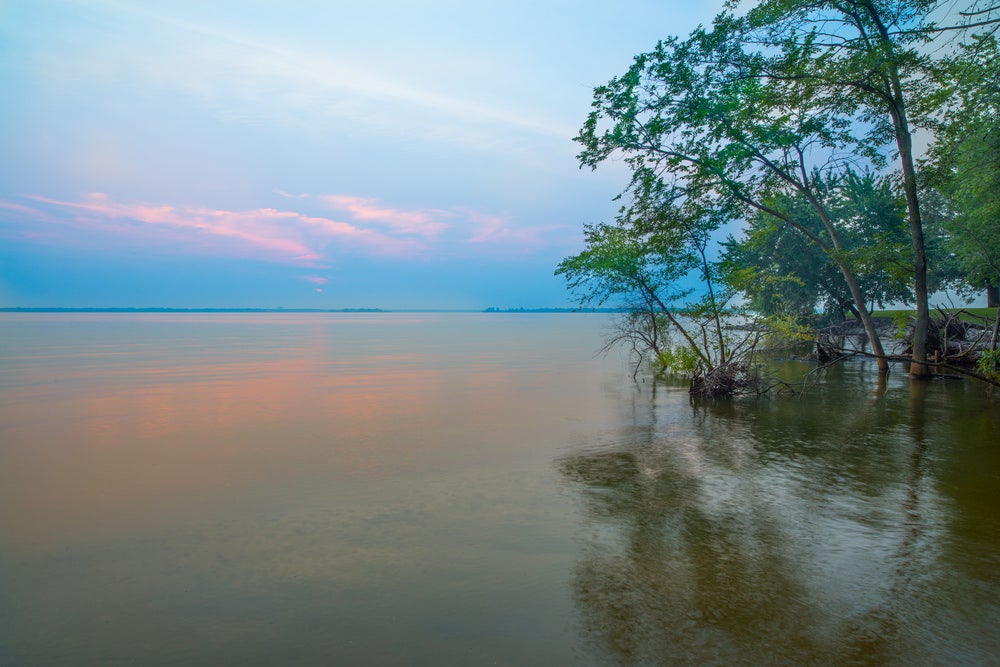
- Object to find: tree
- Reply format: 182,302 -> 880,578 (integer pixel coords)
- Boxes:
741,0 -> 999,371
556,181 -> 768,396
576,14 -> 896,373
735,0 -> 959,377
723,169 -> 914,321
576,0 -> 1000,377
920,34 -> 1000,306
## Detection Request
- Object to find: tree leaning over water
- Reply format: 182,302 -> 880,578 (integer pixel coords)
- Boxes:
557,181 -> 774,397
575,9 -> 894,374
738,0 -> 939,376
573,0 -> 1000,379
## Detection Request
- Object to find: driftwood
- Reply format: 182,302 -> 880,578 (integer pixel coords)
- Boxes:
816,309 -> 996,366
905,308 -> 994,365
809,308 -> 1000,387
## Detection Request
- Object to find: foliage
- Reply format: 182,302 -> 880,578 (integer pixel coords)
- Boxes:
762,313 -> 815,349
566,0 -> 1000,386
723,169 -> 915,321
872,307 -> 998,323
557,186 -> 770,395
976,349 -> 1000,382
574,4 -> 908,372
655,344 -> 700,376
739,0 -> 962,375
920,34 -> 1000,299
889,310 -> 912,342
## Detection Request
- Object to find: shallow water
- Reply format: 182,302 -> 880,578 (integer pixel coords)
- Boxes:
1,313 -> 998,665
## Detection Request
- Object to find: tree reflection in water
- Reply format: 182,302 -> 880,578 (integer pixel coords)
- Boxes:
558,365 -> 1000,665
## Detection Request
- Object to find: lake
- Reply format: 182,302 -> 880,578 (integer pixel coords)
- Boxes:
2,312 -> 999,665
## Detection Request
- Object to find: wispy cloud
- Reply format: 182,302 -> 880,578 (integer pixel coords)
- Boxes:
2,191 -> 569,265
462,209 -> 568,251
56,3 -> 574,153
301,274 -> 328,293
318,195 -> 450,238
272,189 -> 309,200
6,193 -> 424,265
300,192 -> 568,253
0,201 -> 42,217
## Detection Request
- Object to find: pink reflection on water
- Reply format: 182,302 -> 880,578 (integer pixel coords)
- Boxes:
1,344 -> 527,548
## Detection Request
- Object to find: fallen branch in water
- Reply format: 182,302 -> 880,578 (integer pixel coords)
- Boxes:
812,340 -> 1000,388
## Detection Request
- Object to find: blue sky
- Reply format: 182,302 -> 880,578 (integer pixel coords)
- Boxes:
0,0 -> 723,309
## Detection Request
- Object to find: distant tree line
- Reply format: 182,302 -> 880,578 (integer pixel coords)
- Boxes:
559,0 -> 999,392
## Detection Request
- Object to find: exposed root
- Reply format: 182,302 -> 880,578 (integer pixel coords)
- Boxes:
689,361 -> 775,398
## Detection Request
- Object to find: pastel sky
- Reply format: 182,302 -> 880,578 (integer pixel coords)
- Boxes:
0,0 -> 723,309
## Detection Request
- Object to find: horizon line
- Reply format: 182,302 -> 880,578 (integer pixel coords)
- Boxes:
0,306 -> 620,314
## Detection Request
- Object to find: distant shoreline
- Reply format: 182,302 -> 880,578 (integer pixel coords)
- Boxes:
0,307 -> 623,314
0,307 -> 387,313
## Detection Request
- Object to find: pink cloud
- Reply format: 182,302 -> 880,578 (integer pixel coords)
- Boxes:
2,192 -> 566,266
314,193 -> 565,255
0,201 -> 42,216
319,194 -> 450,238
461,208 -> 566,249
302,275 -> 328,285
14,193 -> 424,263
273,189 -> 309,199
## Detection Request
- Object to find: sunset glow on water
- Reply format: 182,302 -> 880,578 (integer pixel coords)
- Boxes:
3,313 -> 999,665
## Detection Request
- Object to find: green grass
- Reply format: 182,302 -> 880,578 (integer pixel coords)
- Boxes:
872,307 -> 997,323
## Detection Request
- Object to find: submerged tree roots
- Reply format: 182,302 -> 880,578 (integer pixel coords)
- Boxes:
688,361 -> 774,399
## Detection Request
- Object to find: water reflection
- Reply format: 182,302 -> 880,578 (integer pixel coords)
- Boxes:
2,313 -> 626,666
559,365 -> 1000,665
0,313 -> 589,552
3,314 -> 998,664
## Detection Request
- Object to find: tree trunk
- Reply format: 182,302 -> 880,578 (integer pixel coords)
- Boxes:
987,282 -> 999,308
836,260 -> 890,375
990,306 -> 999,352
846,302 -> 862,323
796,176 -> 889,374
859,1 -> 931,378
887,107 -> 930,377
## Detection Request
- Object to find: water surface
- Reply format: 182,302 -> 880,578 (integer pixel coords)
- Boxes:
1,313 -> 998,665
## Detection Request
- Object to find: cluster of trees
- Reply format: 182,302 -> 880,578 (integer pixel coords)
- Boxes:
558,0 -> 999,391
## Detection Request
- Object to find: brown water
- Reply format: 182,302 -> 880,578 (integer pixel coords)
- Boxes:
1,313 -> 998,665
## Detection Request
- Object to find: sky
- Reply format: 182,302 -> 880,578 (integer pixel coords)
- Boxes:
0,0 -> 724,309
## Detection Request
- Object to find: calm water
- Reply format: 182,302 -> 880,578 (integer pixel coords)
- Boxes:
1,313 -> 998,665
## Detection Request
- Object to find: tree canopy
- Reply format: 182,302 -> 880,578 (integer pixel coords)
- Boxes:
562,0 -> 999,385
723,169 -> 915,321
920,33 -> 1000,304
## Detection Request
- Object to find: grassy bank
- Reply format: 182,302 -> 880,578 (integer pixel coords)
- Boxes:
872,307 -> 997,323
